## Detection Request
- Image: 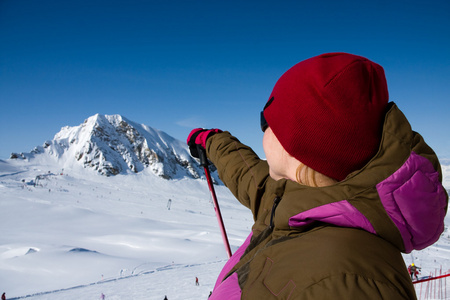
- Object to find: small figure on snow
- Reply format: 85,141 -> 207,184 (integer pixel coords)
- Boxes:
2,292 -> 6,300
408,263 -> 421,281
167,199 -> 172,210
195,276 -> 199,286
164,296 -> 168,300
100,293 -> 105,300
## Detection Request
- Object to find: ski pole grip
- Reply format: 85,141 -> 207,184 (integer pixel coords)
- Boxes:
197,145 -> 209,167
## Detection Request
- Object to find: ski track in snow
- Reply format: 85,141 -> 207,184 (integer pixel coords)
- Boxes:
9,260 -> 226,300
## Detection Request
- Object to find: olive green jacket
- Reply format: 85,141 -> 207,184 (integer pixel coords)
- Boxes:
206,103 -> 448,300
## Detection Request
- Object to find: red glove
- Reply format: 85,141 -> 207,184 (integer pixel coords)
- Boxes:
187,128 -> 222,158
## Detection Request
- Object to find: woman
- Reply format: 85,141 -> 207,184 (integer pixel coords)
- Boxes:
187,53 -> 448,299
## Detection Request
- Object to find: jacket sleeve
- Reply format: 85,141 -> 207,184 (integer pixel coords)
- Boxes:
205,131 -> 270,218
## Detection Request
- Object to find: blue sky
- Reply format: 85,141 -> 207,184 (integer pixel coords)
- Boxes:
1,0 -> 449,160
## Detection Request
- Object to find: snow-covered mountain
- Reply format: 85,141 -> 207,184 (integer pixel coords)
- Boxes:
10,114 -> 208,180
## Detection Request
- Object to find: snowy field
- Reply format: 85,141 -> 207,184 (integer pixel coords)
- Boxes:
1,157 -> 449,299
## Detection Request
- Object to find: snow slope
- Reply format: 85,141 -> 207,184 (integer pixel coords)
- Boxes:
0,157 -> 253,299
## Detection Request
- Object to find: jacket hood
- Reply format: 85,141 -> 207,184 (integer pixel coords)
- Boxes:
272,102 -> 448,253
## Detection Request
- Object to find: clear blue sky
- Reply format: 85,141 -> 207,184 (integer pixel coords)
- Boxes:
1,0 -> 449,160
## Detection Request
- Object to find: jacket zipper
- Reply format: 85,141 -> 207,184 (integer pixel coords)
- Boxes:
270,197 -> 282,229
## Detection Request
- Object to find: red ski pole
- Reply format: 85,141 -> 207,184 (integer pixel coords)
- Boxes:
198,147 -> 232,258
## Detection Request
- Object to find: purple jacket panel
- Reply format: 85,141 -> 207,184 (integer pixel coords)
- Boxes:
376,151 -> 447,253
288,199 -> 376,234
209,273 -> 241,300
211,232 -> 252,296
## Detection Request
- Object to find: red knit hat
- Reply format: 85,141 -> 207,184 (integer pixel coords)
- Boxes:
263,53 -> 389,181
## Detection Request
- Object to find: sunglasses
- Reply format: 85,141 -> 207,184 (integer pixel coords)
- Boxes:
260,97 -> 274,132
260,111 -> 268,132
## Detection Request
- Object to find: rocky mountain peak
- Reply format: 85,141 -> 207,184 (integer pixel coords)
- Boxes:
11,114 -> 212,180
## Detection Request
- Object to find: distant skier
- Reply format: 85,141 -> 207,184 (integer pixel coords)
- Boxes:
167,199 -> 172,210
164,296 -> 168,300
408,263 -> 420,281
100,293 -> 105,299
2,292 -> 6,300
195,276 -> 199,286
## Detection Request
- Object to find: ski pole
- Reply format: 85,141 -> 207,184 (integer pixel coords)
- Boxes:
198,146 -> 232,258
